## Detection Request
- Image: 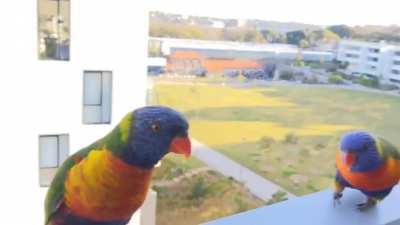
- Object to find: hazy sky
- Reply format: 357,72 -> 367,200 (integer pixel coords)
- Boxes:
147,0 -> 399,26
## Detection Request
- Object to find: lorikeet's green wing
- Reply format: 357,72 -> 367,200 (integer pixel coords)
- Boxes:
44,145 -> 96,225
44,113 -> 133,225
376,137 -> 400,161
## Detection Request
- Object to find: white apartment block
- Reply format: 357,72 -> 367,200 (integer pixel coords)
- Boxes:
0,1 -> 154,225
337,40 -> 400,84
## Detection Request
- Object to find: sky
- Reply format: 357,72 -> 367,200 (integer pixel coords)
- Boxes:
147,0 -> 400,26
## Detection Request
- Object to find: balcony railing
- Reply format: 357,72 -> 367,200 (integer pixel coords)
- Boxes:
201,187 -> 400,225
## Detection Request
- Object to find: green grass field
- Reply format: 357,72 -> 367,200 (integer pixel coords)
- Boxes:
152,77 -> 400,196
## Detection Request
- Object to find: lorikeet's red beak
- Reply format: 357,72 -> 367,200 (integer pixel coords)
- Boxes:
170,136 -> 191,158
341,152 -> 356,166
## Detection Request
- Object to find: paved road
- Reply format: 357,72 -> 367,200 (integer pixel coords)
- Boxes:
191,139 -> 296,201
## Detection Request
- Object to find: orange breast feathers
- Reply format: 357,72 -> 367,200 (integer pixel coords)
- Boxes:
336,152 -> 400,191
64,149 -> 153,222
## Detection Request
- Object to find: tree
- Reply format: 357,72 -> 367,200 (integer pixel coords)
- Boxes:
323,30 -> 340,43
299,39 -> 309,49
327,25 -> 352,38
223,28 -> 266,43
243,29 -> 266,43
286,30 -> 306,46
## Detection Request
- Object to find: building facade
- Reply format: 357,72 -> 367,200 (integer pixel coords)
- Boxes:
0,1 -> 153,225
337,40 -> 400,84
152,37 -> 335,75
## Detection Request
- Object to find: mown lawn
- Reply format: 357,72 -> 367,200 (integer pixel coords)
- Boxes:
152,77 -> 400,195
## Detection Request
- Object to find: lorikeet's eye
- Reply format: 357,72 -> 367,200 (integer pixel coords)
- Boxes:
151,123 -> 161,133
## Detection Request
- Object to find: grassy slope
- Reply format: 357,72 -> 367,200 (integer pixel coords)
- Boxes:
153,79 -> 400,195
153,157 -> 267,225
153,171 -> 265,225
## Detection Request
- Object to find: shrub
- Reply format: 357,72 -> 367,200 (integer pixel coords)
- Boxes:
190,177 -> 208,200
299,148 -> 310,157
302,76 -> 319,84
266,191 -> 288,205
284,132 -> 299,144
328,74 -> 345,84
294,59 -> 305,67
356,75 -> 380,88
315,143 -> 326,150
279,70 -> 295,81
234,197 -> 250,213
282,168 -> 296,177
379,83 -> 399,91
260,136 -> 276,148
306,181 -> 319,192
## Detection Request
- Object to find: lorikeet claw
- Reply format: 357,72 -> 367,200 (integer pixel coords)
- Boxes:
333,192 -> 343,207
356,198 -> 377,211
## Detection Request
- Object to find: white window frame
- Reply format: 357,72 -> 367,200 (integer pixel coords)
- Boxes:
82,71 -> 113,124
39,134 -> 69,187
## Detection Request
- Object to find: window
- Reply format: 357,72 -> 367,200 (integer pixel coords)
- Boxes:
83,71 -> 113,124
390,78 -> 400,84
368,48 -> 380,53
395,51 -> 400,57
367,57 -> 378,62
345,45 -> 361,51
392,69 -> 400,75
394,61 -> 400,66
39,134 -> 69,187
38,0 -> 70,60
345,53 -> 359,59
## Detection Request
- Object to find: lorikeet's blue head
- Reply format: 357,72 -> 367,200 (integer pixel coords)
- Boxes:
340,131 -> 382,172
123,106 -> 191,169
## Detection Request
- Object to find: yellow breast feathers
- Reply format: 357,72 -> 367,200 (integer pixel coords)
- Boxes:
64,149 -> 153,221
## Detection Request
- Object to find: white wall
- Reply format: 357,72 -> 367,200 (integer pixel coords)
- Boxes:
0,1 -> 148,225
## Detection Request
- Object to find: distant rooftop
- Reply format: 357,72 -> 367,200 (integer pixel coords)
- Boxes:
150,37 -> 298,54
150,37 -> 335,61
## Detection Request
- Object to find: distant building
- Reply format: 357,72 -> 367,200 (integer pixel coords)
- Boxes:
166,50 -> 262,74
337,40 -> 400,84
211,20 -> 225,29
151,37 -> 335,75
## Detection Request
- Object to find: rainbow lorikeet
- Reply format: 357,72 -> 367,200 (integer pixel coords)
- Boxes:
45,106 -> 191,225
333,131 -> 400,210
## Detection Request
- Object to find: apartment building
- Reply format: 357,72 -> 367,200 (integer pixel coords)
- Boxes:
337,40 -> 400,84
384,47 -> 400,84
0,1 -> 153,225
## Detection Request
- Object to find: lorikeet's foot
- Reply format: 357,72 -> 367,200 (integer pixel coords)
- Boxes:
333,192 -> 343,207
356,198 -> 377,211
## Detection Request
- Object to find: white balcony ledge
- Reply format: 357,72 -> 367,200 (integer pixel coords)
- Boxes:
202,187 -> 400,225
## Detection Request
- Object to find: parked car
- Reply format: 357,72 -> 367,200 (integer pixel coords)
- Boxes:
147,66 -> 165,76
189,68 -> 207,77
242,69 -> 268,80
223,69 -> 241,78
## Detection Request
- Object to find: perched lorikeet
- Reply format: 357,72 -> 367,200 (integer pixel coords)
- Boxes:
45,106 -> 191,225
333,131 -> 400,210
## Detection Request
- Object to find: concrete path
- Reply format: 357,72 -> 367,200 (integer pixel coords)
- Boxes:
191,139 -> 296,201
